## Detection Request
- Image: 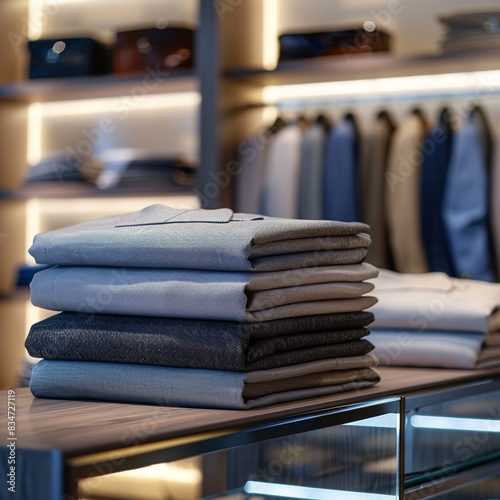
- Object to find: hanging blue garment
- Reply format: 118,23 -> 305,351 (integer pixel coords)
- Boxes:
420,109 -> 455,276
323,114 -> 359,222
442,108 -> 495,282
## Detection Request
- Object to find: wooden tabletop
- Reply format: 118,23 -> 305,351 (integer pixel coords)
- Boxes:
2,366 -> 500,458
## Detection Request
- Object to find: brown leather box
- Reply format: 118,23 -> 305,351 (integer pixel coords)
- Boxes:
113,27 -> 194,74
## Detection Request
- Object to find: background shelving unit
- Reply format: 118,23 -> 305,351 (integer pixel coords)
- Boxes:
1,1 -> 500,498
0,71 -> 198,103
0,0 -> 214,390
0,0 -> 267,389
226,47 -> 500,86
1,0 -> 500,388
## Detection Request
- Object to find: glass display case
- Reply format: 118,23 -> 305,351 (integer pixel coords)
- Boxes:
70,377 -> 500,500
403,378 -> 500,499
78,398 -> 401,500
3,370 -> 500,499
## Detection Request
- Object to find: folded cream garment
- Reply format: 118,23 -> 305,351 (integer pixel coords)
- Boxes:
370,269 -> 500,334
370,329 -> 500,370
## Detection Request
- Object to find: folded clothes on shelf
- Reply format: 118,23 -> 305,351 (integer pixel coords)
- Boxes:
23,149 -> 196,192
370,269 -> 500,333
370,330 -> 500,370
28,204 -> 371,271
30,265 -> 377,321
438,8 -> 500,53
368,269 -> 500,369
28,309 -> 373,341
27,204 -> 380,409
29,358 -> 380,410
25,312 -> 375,372
79,149 -> 196,190
24,153 -> 83,183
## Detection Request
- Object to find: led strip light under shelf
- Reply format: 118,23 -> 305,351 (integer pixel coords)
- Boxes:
263,70 -> 500,108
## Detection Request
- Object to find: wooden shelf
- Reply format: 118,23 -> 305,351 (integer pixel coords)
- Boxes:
226,48 -> 500,86
0,70 -> 198,103
0,182 -> 197,200
3,367 -> 500,456
3,368 -> 500,500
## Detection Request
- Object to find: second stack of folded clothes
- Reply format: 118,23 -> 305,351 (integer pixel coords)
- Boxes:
369,269 -> 500,370
26,204 -> 380,409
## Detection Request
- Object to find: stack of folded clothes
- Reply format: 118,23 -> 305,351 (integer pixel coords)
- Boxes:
78,149 -> 196,190
369,269 -> 500,370
25,153 -> 83,183
438,8 -> 500,53
26,204 -> 380,409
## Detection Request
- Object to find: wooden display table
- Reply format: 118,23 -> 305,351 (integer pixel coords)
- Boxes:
2,366 -> 500,499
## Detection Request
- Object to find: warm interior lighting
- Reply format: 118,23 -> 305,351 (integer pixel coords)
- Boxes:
106,461 -> 202,483
262,0 -> 279,70
244,481 -> 394,500
25,198 -> 41,265
27,93 -> 200,165
78,460 -> 202,500
411,415 -> 500,433
27,103 -> 43,166
38,195 -> 199,213
28,0 -> 109,38
27,1 -> 42,39
37,92 -> 201,117
263,70 -> 500,104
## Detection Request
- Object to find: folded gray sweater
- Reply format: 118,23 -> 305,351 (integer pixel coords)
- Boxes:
30,265 -> 377,322
29,205 -> 371,271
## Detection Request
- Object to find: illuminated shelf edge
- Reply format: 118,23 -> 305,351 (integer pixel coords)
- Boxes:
0,71 -> 199,103
226,49 -> 500,88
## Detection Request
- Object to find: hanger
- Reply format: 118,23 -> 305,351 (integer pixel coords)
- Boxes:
268,115 -> 287,135
343,111 -> 359,135
411,107 -> 425,120
376,109 -> 396,132
438,106 -> 451,123
410,107 -> 429,130
315,113 -> 332,130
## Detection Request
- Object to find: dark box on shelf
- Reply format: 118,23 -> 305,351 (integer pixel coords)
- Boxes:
278,27 -> 391,61
112,27 -> 194,74
27,37 -> 109,79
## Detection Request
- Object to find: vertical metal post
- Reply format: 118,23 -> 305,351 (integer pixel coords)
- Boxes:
399,397 -> 406,499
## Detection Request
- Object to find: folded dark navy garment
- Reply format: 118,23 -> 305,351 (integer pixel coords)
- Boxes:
26,312 -> 375,371
29,359 -> 381,409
